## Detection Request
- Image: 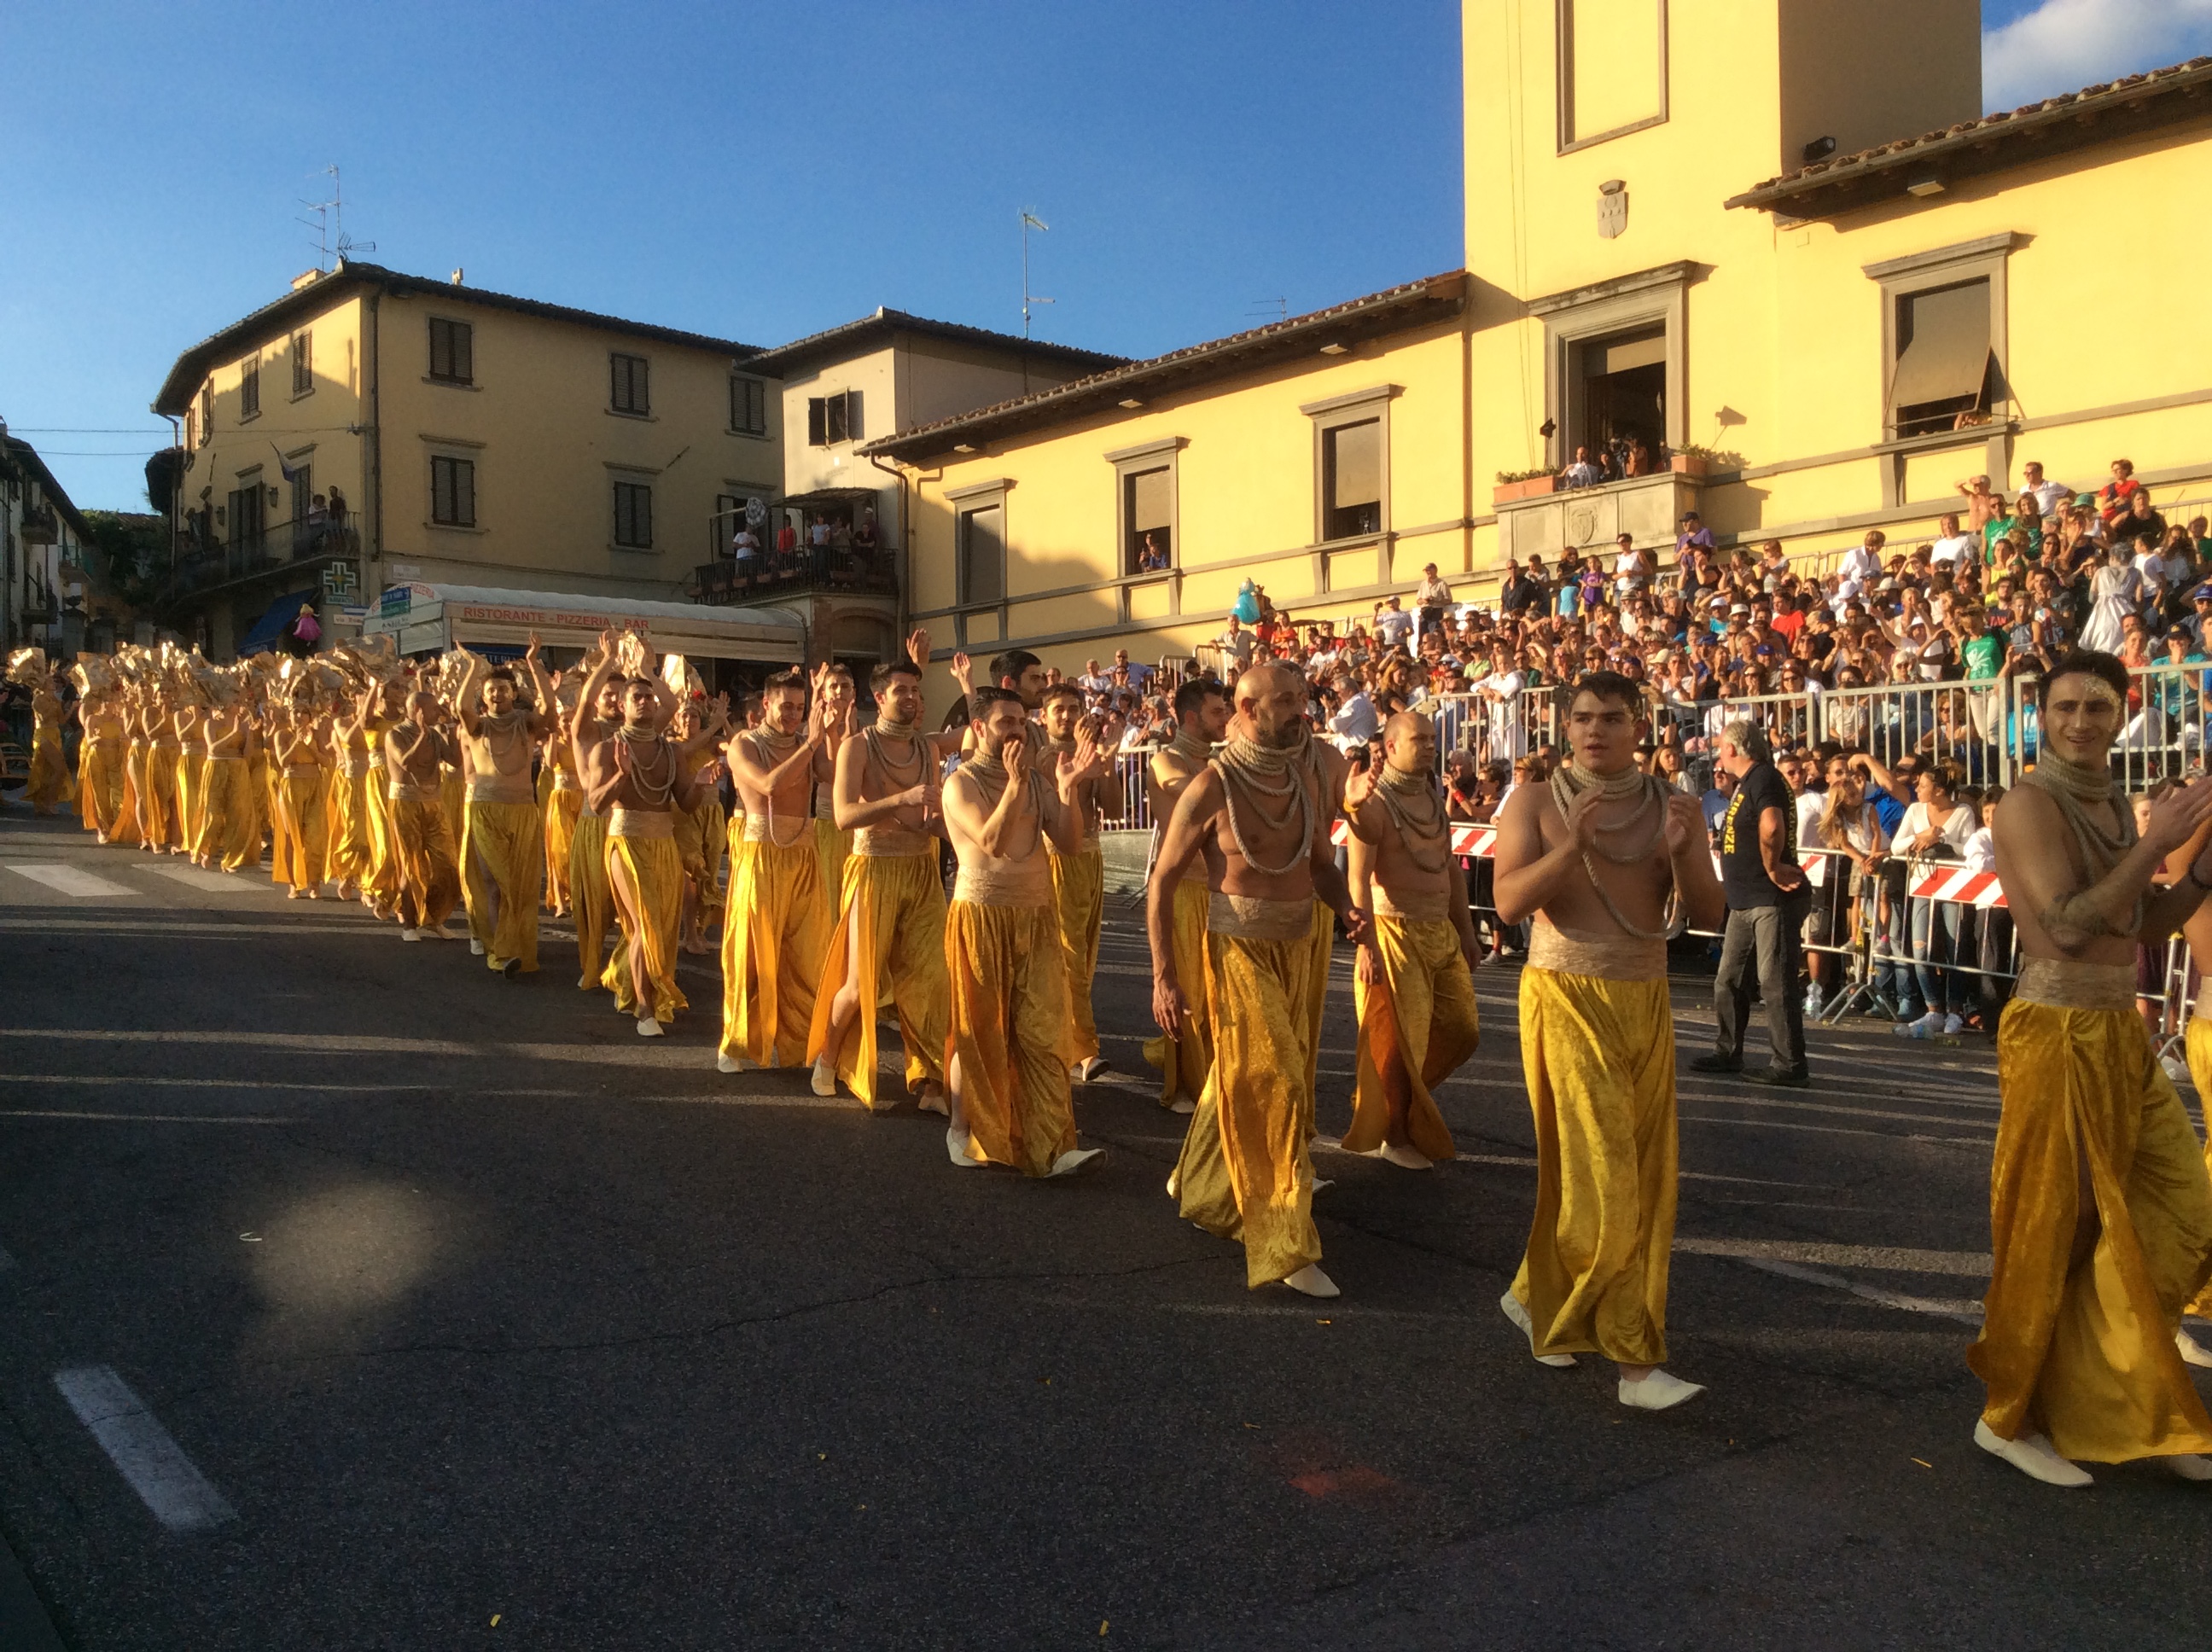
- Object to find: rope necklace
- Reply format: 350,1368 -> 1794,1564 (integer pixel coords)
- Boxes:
477,707 -> 532,777
1168,726 -> 1211,761
1548,761 -> 1679,940
1375,762 -> 1451,874
864,722 -> 928,793
2023,753 -> 2141,937
1214,736 -> 1312,877
961,748 -> 1043,849
746,727 -> 812,846
614,724 -> 677,809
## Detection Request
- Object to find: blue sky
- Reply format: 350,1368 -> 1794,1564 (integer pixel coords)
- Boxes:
6,0 -> 2207,510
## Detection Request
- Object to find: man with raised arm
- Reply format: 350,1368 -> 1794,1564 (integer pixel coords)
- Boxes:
572,630 -> 718,1036
566,666 -> 627,994
1142,676 -> 1231,1114
382,689 -> 463,941
809,634 -> 974,1110
1342,710 -> 1481,1171
1039,681 -> 1121,1083
812,663 -> 859,900
1969,649 -> 2212,1488
940,686 -> 1109,1178
454,639 -> 556,978
1491,671 -> 1724,1410
1150,660 -> 1365,1299
718,666 -> 836,1073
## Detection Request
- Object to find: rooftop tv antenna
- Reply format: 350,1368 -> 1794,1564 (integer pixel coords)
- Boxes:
1020,211 -> 1053,337
1246,298 -> 1289,324
299,165 -> 375,271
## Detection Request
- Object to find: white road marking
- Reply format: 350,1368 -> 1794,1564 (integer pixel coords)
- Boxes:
144,864 -> 281,893
1674,1236 -> 1991,1276
2,1110 -> 296,1124
4,864 -> 136,898
1732,1257 -> 1987,1324
51,1365 -> 236,1532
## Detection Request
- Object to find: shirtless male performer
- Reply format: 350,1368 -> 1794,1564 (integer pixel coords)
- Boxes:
454,642 -> 556,977
1142,677 -> 1231,1114
567,671 -> 628,992
1039,682 -> 1120,1083
1150,660 -> 1365,1299
1969,649 -> 2212,1487
572,631 -> 720,1035
381,689 -> 463,941
718,666 -> 836,1072
940,686 -> 1109,1178
808,637 -> 974,1111
1342,710 -> 1481,1171
1491,672 -> 1723,1409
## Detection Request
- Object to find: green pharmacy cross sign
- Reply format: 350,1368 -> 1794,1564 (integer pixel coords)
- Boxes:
322,562 -> 360,602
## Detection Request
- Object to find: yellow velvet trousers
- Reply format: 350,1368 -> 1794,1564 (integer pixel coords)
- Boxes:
1511,968 -> 1677,1366
2185,1016 -> 2212,1321
1302,898 -> 1333,1108
1967,1002 -> 2212,1462
363,772 -> 402,915
1347,916 -> 1476,1161
390,797 -> 461,932
142,747 -> 180,850
815,817 -> 852,916
544,788 -> 582,913
1144,880 -> 1214,1108
719,835 -> 830,1067
250,753 -> 271,863
463,800 -> 544,973
570,811 -> 613,990
946,899 -> 1079,1176
26,719 -> 68,811
196,758 -> 258,872
1049,846 -> 1106,1067
808,850 -> 951,1108
176,753 -> 206,857
116,742 -> 147,847
326,769 -> 373,889
603,833 -> 688,1024
677,797 -> 729,916
79,739 -> 126,838
273,770 -> 329,893
1173,928 -> 1321,1288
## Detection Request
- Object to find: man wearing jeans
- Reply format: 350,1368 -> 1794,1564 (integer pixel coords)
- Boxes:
1694,720 -> 1811,1086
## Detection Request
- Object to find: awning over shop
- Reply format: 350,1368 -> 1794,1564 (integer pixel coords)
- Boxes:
362,582 -> 806,661
239,589 -> 316,656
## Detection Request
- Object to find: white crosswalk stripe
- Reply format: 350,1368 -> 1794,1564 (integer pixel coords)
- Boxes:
4,864 -> 137,897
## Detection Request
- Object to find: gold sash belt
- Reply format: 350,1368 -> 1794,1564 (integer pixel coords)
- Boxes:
953,863 -> 1053,907
282,765 -> 319,779
552,771 -> 581,792
608,806 -> 675,841
390,782 -> 441,803
1373,886 -> 1451,922
2017,957 -> 2135,1013
1049,835 -> 1100,859
1528,917 -> 1666,981
855,824 -> 934,858
1207,891 -> 1314,941
337,754 -> 372,779
467,777 -> 537,804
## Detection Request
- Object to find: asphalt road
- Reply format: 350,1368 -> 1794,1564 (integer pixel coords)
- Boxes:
3,806 -> 2211,1649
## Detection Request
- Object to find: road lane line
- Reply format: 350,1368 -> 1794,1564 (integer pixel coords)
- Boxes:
1674,1236 -> 1991,1276
1730,1258 -> 1986,1324
5,864 -> 139,898
141,864 -> 282,893
1,1111 -> 298,1124
51,1366 -> 236,1533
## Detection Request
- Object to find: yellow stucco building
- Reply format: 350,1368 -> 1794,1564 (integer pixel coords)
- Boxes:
868,0 -> 2212,690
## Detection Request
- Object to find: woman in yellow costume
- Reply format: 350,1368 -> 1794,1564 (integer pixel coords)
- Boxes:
568,672 -> 625,992
672,705 -> 728,956
119,683 -> 154,849
173,700 -> 212,862
17,659 -> 72,815
195,697 -> 259,873
541,695 -> 582,918
341,679 -> 406,920
270,698 -> 332,897
141,687 -> 183,852
74,684 -> 132,843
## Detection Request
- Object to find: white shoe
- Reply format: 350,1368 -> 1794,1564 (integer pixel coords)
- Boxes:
716,1052 -> 752,1074
1942,1013 -> 1965,1035
1073,1056 -> 1110,1083
469,939 -> 486,957
1377,1143 -> 1434,1170
1048,1147 -> 1106,1178
1168,1095 -> 1196,1115
1312,1177 -> 1336,1194
2178,1328 -> 2212,1368
1896,1011 -> 1947,1039
1500,1289 -> 1577,1367
1280,1264 -> 1340,1299
946,1126 -> 983,1169
1974,1419 -> 2092,1486
2166,1454 -> 2212,1482
916,1087 -> 950,1118
810,1056 -> 837,1097
636,1017 -> 665,1038
1803,985 -> 1825,1019
1619,1369 -> 1706,1411
400,928 -> 422,941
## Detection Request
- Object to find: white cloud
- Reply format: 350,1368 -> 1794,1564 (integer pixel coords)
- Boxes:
1982,0 -> 2212,108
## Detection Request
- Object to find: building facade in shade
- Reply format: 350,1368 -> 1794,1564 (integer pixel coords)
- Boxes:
1,434 -> 95,659
865,0 -> 2212,699
150,262 -> 783,659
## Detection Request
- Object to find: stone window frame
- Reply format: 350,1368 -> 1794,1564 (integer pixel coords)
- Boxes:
945,475 -> 1012,620
1105,435 -> 1185,579
1301,384 -> 1400,548
1527,259 -> 1692,470
1555,0 -> 1670,154
1864,231 -> 2026,444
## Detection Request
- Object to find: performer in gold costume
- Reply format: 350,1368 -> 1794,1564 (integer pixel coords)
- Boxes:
1150,662 -> 1362,1296
381,689 -> 462,940
454,645 -> 556,978
811,663 -> 857,904
541,696 -> 583,920
142,686 -> 183,852
1141,678 -> 1231,1114
1342,711 -> 1481,1170
719,667 -> 832,1071
567,673 -> 626,994
1039,683 -> 1119,1084
74,687 -> 131,844
940,686 -> 1108,1178
808,646 -> 969,1110
1970,651 -> 2212,1486
269,698 -> 332,898
1490,672 -> 1722,1409
672,703 -> 728,956
195,699 -> 259,873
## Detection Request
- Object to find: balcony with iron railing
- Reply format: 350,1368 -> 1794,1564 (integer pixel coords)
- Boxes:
166,512 -> 358,600
690,544 -> 899,607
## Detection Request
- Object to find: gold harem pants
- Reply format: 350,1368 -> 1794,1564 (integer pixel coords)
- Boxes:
719,834 -> 829,1067
1346,915 -> 1475,1161
1511,967 -> 1677,1366
1968,1001 -> 2212,1462
807,850 -> 950,1108
946,899 -> 1079,1176
1143,880 -> 1214,1108
463,800 -> 544,973
1049,844 -> 1105,1067
391,796 -> 461,932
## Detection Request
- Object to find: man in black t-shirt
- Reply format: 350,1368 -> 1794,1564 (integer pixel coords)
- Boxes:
1693,719 -> 1812,1085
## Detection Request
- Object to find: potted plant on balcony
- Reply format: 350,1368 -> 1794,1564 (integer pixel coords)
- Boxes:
1493,468 -> 1559,504
1665,444 -> 1738,479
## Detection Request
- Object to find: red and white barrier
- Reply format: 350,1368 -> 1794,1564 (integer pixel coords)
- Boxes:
1910,867 -> 2007,909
